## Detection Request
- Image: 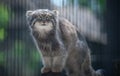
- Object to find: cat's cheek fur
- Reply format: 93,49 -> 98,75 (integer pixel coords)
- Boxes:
33,22 -> 53,38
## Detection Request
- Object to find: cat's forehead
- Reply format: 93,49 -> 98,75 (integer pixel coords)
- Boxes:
34,9 -> 53,15
26,9 -> 58,18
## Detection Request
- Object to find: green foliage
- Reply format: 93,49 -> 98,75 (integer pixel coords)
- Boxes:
0,52 -> 5,65
28,49 -> 41,69
0,3 -> 9,28
69,0 -> 106,13
69,0 -> 89,6
0,3 -> 10,41
0,28 -> 5,41
32,50 -> 41,62
12,40 -> 41,69
78,0 -> 88,6
98,0 -> 106,7
13,40 -> 25,57
98,0 -> 106,12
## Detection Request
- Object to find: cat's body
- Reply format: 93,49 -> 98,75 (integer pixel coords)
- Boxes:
26,9 -> 102,76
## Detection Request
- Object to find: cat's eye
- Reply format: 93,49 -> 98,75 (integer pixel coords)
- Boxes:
39,17 -> 42,20
46,17 -> 49,20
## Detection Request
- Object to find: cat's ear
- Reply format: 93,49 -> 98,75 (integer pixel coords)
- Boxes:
53,10 -> 59,16
26,10 -> 33,17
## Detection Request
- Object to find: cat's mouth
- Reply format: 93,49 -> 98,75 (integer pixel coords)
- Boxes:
41,22 -> 47,26
33,21 -> 48,26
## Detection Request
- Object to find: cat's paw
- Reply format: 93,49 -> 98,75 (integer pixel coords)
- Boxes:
52,67 -> 63,73
41,67 -> 51,73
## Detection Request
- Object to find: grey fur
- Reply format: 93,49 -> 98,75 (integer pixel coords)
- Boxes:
26,9 -> 103,76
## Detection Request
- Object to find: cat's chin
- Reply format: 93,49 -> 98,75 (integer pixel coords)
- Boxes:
41,24 -> 47,26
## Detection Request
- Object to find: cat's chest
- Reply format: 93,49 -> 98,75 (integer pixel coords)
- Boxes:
38,40 -> 60,52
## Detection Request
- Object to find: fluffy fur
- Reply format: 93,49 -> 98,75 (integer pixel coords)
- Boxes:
34,21 -> 53,38
26,9 -> 103,76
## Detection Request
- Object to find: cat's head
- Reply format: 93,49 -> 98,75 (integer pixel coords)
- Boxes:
26,9 -> 59,37
26,9 -> 58,27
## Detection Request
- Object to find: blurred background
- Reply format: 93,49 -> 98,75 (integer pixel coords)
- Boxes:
0,0 -> 119,76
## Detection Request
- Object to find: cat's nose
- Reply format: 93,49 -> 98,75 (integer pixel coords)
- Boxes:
42,21 -> 46,25
43,21 -> 46,23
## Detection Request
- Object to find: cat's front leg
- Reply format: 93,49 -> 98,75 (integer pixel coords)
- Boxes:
52,55 -> 67,73
41,56 -> 51,73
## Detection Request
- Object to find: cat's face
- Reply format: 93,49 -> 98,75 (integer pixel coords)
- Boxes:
26,9 -> 58,37
26,9 -> 58,27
